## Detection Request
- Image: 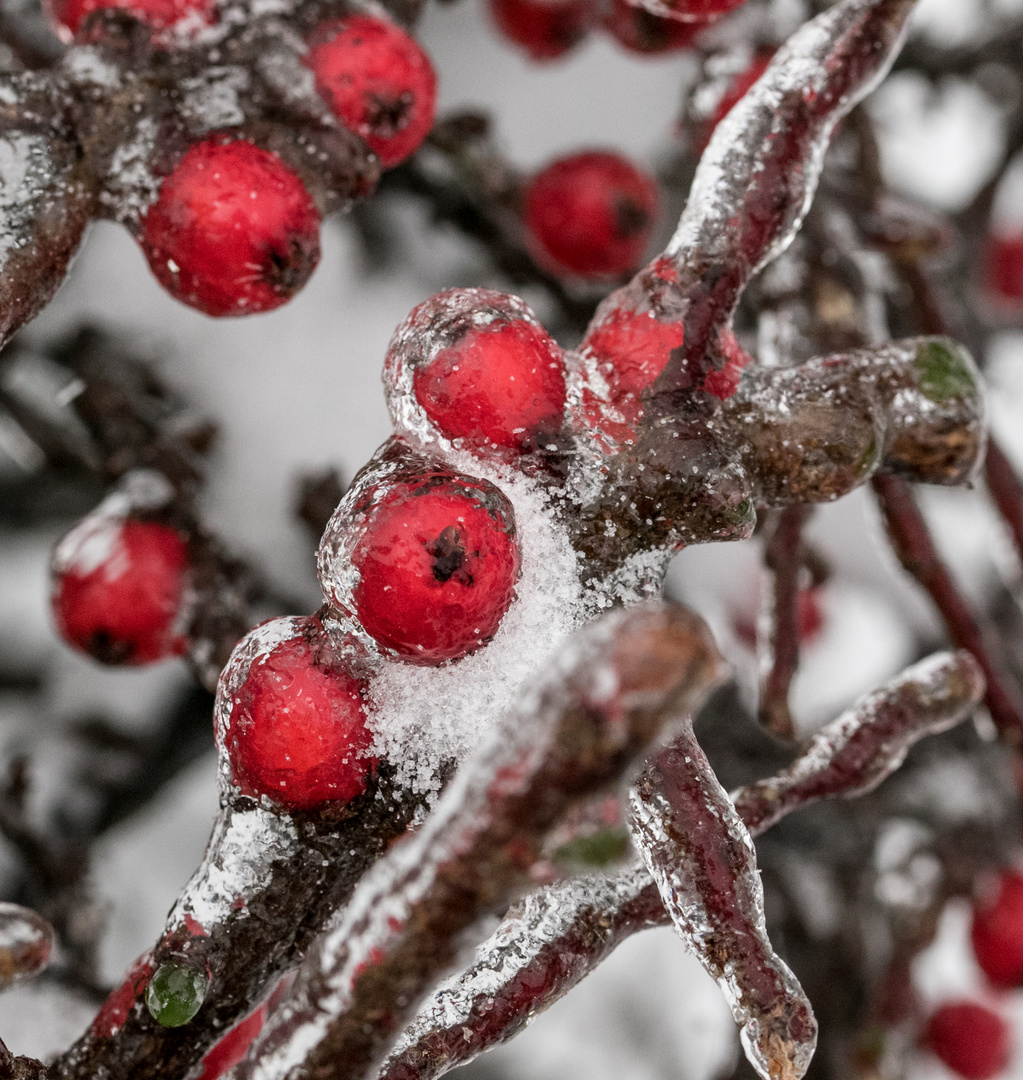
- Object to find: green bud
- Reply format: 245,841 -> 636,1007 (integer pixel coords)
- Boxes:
554,826 -> 630,869
145,961 -> 208,1027
915,340 -> 977,404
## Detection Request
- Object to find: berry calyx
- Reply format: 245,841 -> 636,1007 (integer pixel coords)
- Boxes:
51,516 -> 189,666
603,0 -> 700,53
198,1005 -> 266,1079
47,0 -> 214,38
323,461 -> 521,665
986,231 -> 1023,308
221,619 -> 375,812
523,151 -> 659,278
141,138 -> 321,317
971,871 -> 1023,987
146,961 -> 208,1027
304,16 -> 437,168
487,0 -> 595,60
924,1001 -> 1011,1080
395,288 -> 567,455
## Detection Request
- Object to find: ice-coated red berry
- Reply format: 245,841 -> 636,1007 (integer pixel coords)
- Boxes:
141,138 -> 321,317
524,151 -> 659,278
971,871 -> 1023,987
52,517 -> 189,666
488,0 -> 595,60
197,1005 -> 266,1079
349,475 -> 520,665
987,232 -> 1023,307
924,1001 -> 1011,1080
304,16 -> 437,169
224,626 -> 375,812
400,289 -> 567,454
603,0 -> 700,53
47,0 -> 214,38
695,51 -> 773,152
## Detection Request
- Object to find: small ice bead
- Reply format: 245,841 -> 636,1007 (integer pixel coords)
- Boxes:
384,287 -> 568,458
0,903 -> 53,986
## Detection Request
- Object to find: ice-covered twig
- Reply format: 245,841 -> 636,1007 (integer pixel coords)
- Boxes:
872,474 -> 1023,744
379,650 -> 984,1080
629,722 -> 817,1080
731,650 -> 985,832
720,337 -> 985,506
758,506 -> 809,740
51,771 -> 430,1080
228,603 -> 723,1080
581,0 -> 917,397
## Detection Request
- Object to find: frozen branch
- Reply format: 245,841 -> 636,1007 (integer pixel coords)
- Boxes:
872,474 -> 1023,745
380,650 -> 984,1080
229,603 -> 724,1080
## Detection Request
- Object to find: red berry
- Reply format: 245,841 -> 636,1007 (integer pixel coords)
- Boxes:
197,1005 -> 266,1079
972,871 -> 1023,987
695,51 -> 774,152
986,232 -> 1023,307
524,152 -> 659,278
320,452 -> 521,665
924,1001 -> 1011,1080
141,138 -> 321,317
304,16 -> 437,169
390,288 -> 567,455
52,517 -> 189,666
578,307 -> 684,440
220,618 -> 375,812
487,0 -> 595,60
603,0 -> 700,53
47,0 -> 213,38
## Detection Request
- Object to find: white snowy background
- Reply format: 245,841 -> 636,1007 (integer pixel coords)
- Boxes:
3,0 -> 1023,1075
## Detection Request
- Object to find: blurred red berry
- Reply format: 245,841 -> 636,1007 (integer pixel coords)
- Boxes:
488,0 -> 595,60
695,51 -> 773,152
141,139 -> 321,317
603,0 -> 700,53
305,15 -> 437,168
972,871 -> 1023,987
524,151 -> 659,278
47,0 -> 214,38
224,627 -> 375,812
197,1005 -> 267,1079
987,231 -> 1023,307
411,311 -> 567,455
924,1001 -> 1011,1080
351,477 -> 520,664
52,517 -> 189,666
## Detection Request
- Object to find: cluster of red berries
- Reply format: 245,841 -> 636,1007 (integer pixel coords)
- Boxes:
919,871 -> 1023,1080
46,0 -> 437,317
489,0 -> 746,61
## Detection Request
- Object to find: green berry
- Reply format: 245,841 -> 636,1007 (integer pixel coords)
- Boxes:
915,340 -> 977,405
145,961 -> 208,1027
554,826 -> 630,869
